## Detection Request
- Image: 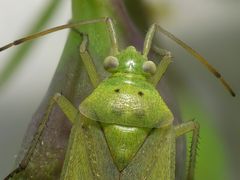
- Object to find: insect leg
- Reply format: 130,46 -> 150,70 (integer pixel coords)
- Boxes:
52,93 -> 79,124
4,93 -> 78,179
174,120 -> 200,180
78,33 -> 101,88
150,47 -> 172,86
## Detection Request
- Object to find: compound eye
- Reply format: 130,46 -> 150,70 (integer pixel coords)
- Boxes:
103,56 -> 119,71
142,61 -> 156,75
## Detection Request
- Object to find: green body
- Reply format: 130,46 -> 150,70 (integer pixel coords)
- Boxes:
58,45 -> 198,179
60,46 -> 178,178
79,46 -> 173,170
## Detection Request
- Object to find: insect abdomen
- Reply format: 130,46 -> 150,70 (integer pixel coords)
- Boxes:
101,123 -> 151,171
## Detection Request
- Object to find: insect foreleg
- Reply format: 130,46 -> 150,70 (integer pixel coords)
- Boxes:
52,93 -> 79,124
4,93 -> 78,179
78,33 -> 101,88
175,120 -> 200,180
150,47 -> 172,86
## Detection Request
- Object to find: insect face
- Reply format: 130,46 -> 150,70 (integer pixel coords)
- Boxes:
104,46 -> 156,78
79,46 -> 173,128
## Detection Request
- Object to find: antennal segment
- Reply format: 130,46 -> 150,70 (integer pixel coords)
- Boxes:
156,25 -> 236,97
143,23 -> 235,96
0,17 -> 119,55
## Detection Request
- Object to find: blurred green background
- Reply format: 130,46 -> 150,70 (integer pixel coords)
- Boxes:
0,0 -> 239,179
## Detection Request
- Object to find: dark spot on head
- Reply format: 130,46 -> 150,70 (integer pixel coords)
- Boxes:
138,91 -> 144,96
114,89 -> 120,93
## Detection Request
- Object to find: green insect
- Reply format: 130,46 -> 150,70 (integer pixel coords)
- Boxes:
1,17 -> 235,180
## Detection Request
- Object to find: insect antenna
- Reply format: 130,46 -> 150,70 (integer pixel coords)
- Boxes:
156,25 -> 236,97
0,17 -> 119,54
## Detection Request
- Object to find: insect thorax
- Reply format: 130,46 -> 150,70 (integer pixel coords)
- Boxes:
79,46 -> 173,171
